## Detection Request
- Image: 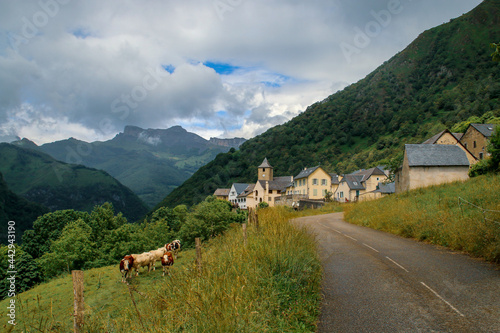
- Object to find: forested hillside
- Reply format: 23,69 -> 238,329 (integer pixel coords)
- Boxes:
158,0 -> 500,208
0,143 -> 149,222
0,172 -> 48,244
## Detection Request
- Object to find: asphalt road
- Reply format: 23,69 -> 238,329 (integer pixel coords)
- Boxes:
294,212 -> 500,333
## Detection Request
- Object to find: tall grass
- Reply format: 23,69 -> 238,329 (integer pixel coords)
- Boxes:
344,174 -> 500,262
1,207 -> 322,332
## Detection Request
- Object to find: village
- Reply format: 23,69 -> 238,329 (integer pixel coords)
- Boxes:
214,123 -> 498,210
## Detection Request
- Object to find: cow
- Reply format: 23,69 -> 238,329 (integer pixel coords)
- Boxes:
149,246 -> 167,271
161,251 -> 174,276
131,252 -> 154,276
166,240 -> 181,259
119,255 -> 134,283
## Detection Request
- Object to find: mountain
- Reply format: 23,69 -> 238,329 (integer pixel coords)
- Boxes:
0,171 -> 48,244
0,143 -> 149,221
156,0 -> 500,208
15,126 -> 246,207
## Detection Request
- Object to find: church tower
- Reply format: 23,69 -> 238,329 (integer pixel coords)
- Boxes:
258,158 -> 273,181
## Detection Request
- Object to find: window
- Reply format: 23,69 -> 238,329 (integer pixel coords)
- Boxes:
321,179 -> 327,186
269,189 -> 272,194
312,178 -> 318,185
479,152 -> 484,160
340,192 -> 344,198
313,189 -> 318,196
473,141 -> 477,148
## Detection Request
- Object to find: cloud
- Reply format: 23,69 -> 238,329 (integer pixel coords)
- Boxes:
0,0 -> 483,144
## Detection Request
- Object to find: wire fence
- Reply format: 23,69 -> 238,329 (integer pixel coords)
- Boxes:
458,197 -> 500,226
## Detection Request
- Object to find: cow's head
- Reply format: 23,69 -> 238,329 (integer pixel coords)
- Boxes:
120,255 -> 134,271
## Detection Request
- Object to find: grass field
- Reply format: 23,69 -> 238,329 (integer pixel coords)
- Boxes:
344,174 -> 500,262
1,206 -> 322,332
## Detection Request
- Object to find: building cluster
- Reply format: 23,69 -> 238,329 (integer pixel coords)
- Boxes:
214,123 -> 497,210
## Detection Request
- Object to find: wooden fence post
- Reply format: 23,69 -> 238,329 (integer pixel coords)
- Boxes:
242,223 -> 247,247
72,270 -> 84,333
255,211 -> 259,231
195,237 -> 202,274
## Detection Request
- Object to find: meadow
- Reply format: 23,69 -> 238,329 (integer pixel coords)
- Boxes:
0,207 -> 322,332
344,174 -> 500,262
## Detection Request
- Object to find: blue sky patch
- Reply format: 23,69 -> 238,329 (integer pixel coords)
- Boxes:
203,61 -> 241,75
163,65 -> 175,74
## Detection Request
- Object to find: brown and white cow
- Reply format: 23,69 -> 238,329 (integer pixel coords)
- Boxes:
131,252 -> 154,276
149,246 -> 167,271
166,240 -> 181,259
161,251 -> 174,276
120,255 -> 134,283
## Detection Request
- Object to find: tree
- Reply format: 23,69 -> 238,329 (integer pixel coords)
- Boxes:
488,126 -> 500,172
38,219 -> 96,278
22,209 -> 89,259
491,42 -> 500,62
0,245 -> 41,300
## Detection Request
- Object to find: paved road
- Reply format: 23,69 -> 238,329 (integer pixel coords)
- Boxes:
294,213 -> 500,333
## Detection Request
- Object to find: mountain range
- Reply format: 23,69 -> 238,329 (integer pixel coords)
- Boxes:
156,0 -> 500,208
0,143 -> 149,222
13,125 -> 246,207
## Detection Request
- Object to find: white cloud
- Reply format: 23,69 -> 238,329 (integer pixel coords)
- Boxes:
0,0 -> 483,143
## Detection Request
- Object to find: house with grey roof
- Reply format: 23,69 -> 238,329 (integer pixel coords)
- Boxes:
228,183 -> 250,208
460,123 -> 498,160
335,167 -> 388,202
422,129 -> 477,166
395,144 -> 470,193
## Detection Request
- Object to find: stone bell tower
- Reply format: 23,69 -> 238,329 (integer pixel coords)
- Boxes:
258,158 -> 273,181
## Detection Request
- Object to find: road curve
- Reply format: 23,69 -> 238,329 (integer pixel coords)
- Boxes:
294,212 -> 500,333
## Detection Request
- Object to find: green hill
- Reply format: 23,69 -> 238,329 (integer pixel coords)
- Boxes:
157,0 -> 500,209
0,143 -> 149,222
15,125 -> 245,207
0,172 -> 48,244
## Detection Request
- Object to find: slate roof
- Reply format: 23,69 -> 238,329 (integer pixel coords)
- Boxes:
354,167 -> 386,182
405,144 -> 469,167
376,182 -> 395,194
258,176 -> 293,191
452,133 -> 464,141
231,183 -> 250,195
330,173 -> 340,185
294,166 -> 320,180
340,174 -> 365,190
213,188 -> 230,196
470,123 -> 498,138
237,184 -> 255,198
258,158 -> 273,168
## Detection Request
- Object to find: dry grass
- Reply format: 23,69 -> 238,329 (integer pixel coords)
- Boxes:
1,206 -> 322,332
344,174 -> 500,262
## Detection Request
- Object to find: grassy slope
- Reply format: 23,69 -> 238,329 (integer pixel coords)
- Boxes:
157,0 -> 500,209
0,207 -> 322,332
0,143 -> 149,222
344,174 -> 500,262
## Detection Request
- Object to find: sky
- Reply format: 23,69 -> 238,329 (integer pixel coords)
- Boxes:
0,0 -> 484,144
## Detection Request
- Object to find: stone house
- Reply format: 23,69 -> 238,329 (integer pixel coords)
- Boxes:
460,123 -> 498,160
395,144 -> 470,193
423,129 -> 477,166
290,166 -> 332,200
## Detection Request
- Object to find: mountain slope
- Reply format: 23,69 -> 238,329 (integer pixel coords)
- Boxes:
157,0 -> 500,208
0,143 -> 149,221
19,126 -> 245,207
0,172 -> 48,244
